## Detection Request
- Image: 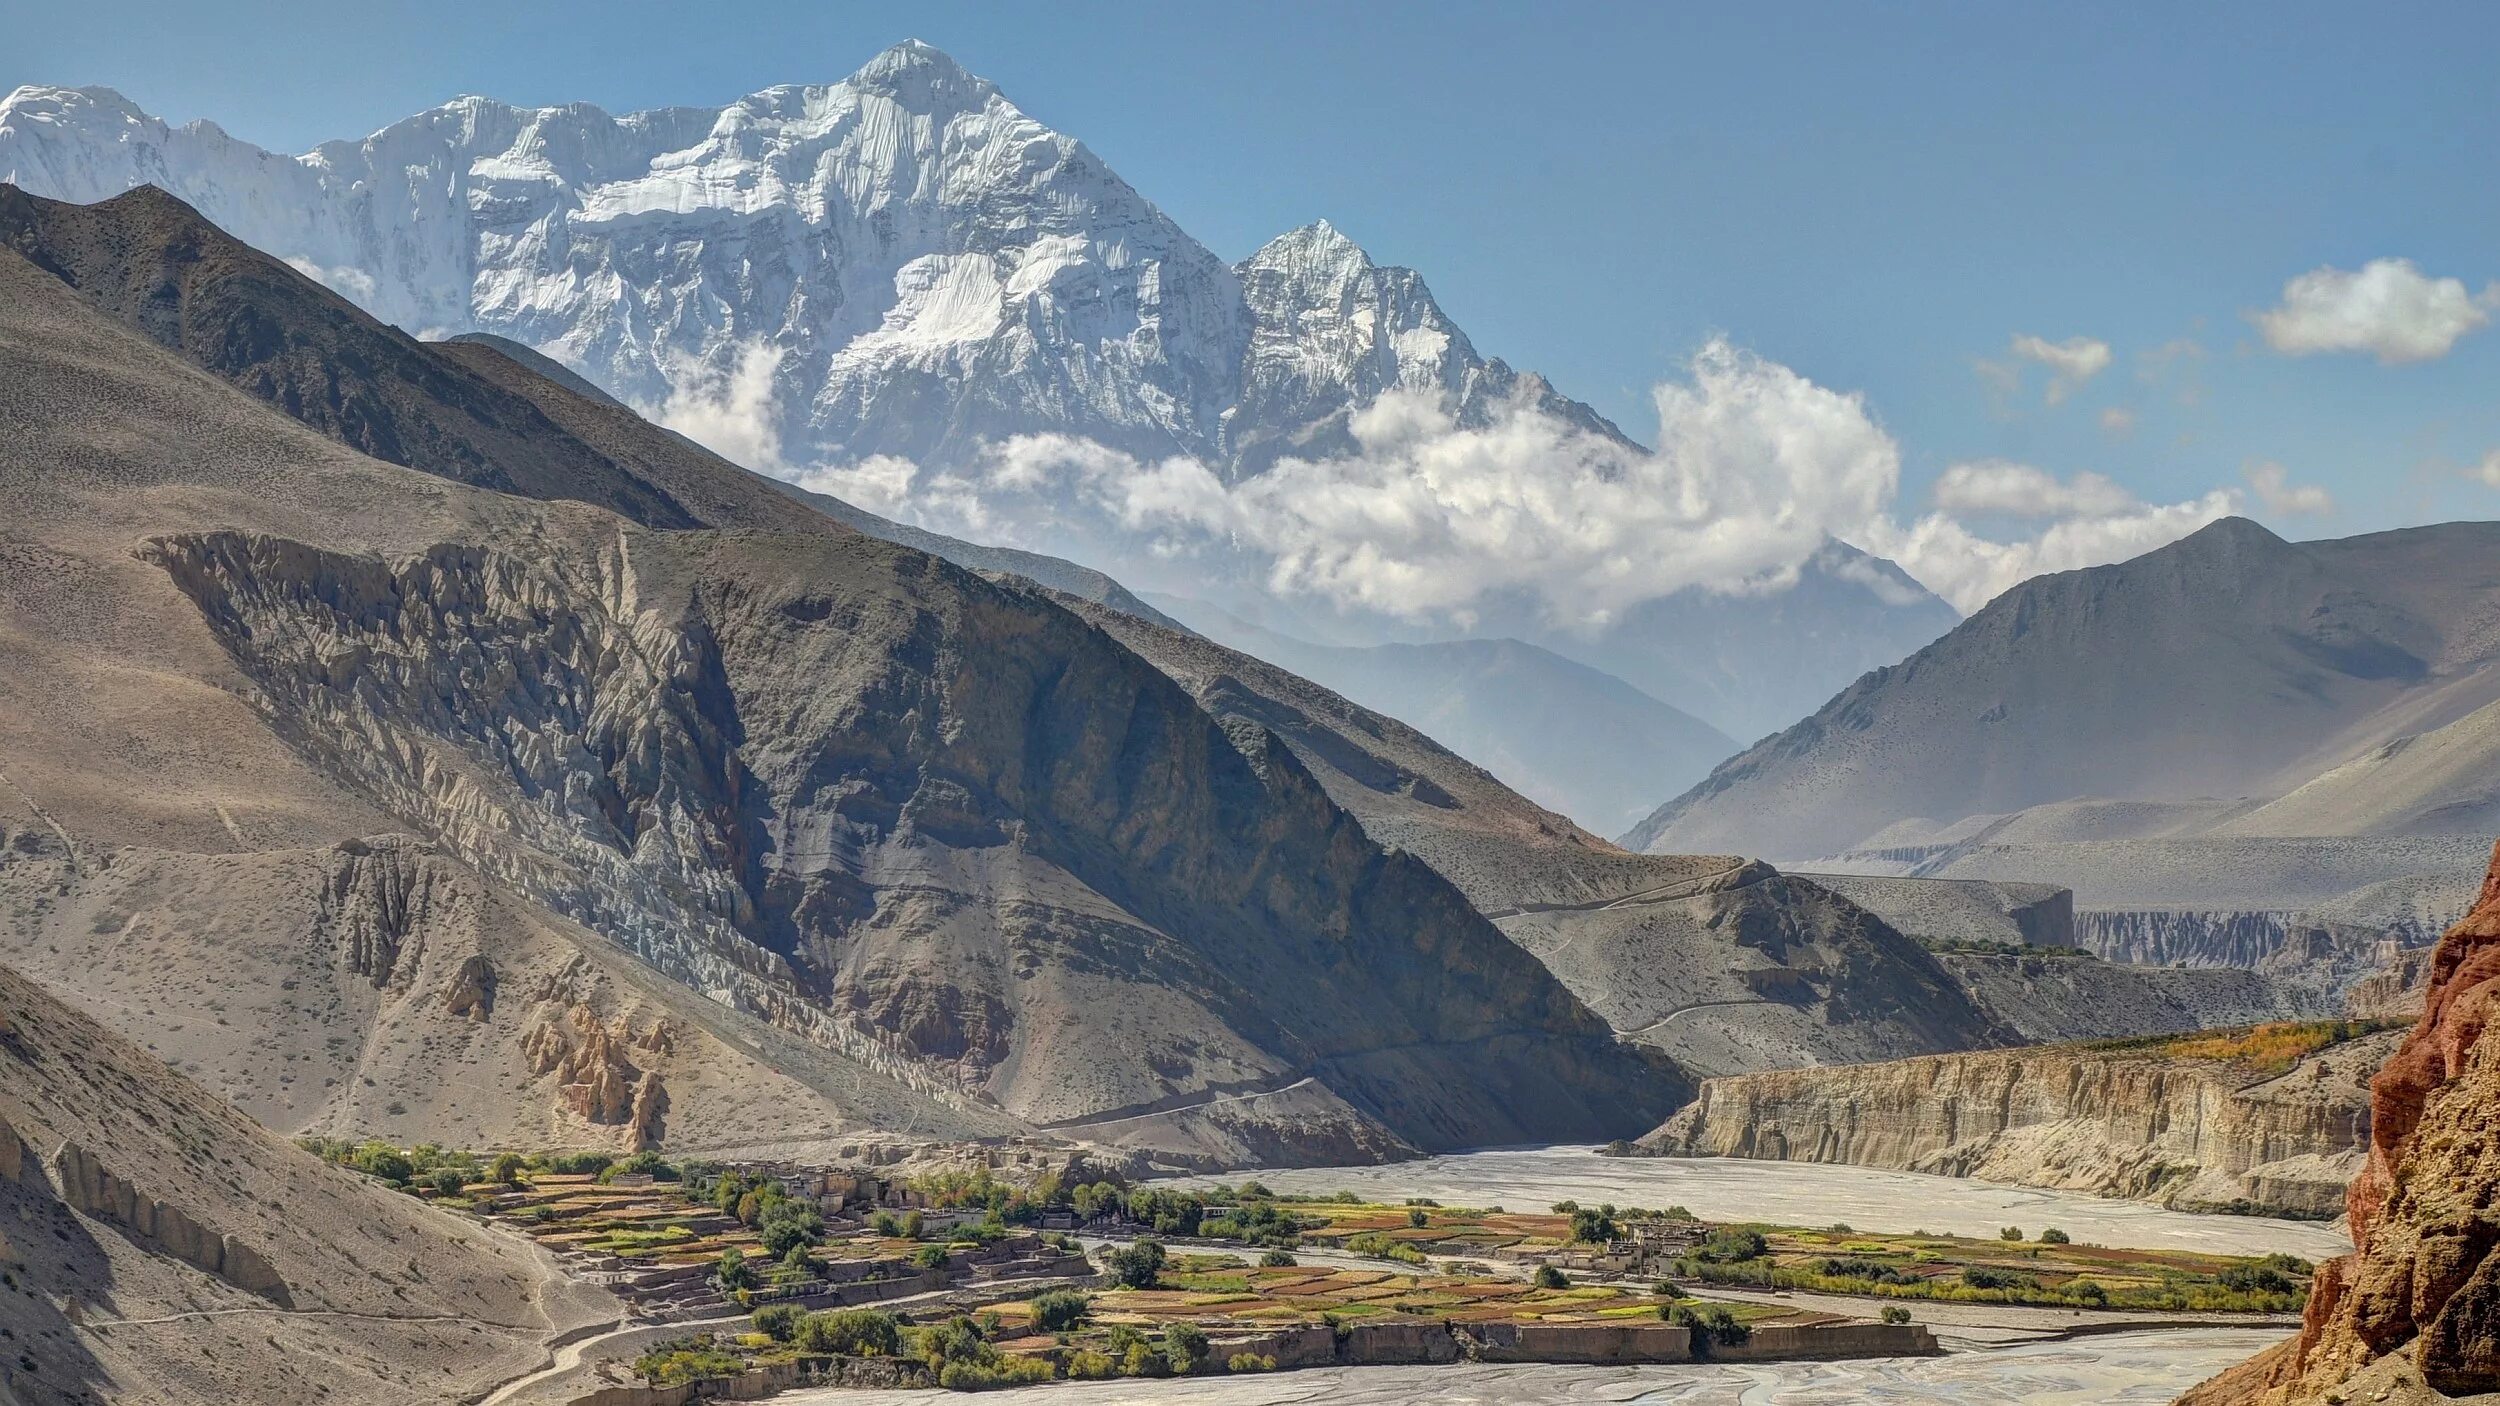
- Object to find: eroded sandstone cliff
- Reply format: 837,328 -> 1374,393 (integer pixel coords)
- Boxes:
2183,844 -> 2500,1404
1647,1030 -> 2392,1217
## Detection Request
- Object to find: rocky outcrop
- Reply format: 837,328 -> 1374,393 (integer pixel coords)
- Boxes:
1650,1031 -> 2392,1217
1936,951 -> 2333,1044
2182,841 -> 2500,1404
2344,946 -> 2433,1021
446,953 -> 496,1019
526,1005 -> 671,1147
46,1139 -> 288,1299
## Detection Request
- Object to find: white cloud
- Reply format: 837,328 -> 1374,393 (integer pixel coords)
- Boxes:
2008,334 -> 2113,404
2099,407 -> 2137,435
2253,258 -> 2497,364
1931,461 -> 2139,519
2241,460 -> 2334,517
2468,449 -> 2500,488
282,254 -> 378,307
690,334 -> 2264,622
1861,489 -> 2240,616
649,342 -> 788,472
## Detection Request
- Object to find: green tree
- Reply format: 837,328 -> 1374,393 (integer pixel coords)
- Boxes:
1027,1291 -> 1092,1333
752,1303 -> 804,1342
716,1246 -> 754,1290
1569,1208 -> 1618,1244
1162,1322 -> 1209,1374
1100,1240 -> 1166,1289
1406,1207 -> 1430,1228
2000,1226 -> 2024,1241
799,1308 -> 902,1357
1533,1264 -> 1570,1290
758,1201 -> 824,1258
2038,1227 -> 2071,1244
1260,1249 -> 1297,1267
428,1167 -> 468,1197
354,1143 -> 414,1185
1695,1228 -> 1768,1263
489,1151 -> 526,1187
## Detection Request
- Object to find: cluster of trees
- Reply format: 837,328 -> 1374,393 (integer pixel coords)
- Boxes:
1819,1256 -> 1912,1285
1688,1228 -> 1769,1265
298,1140 -> 688,1202
2218,1260 -> 2302,1295
1569,1207 -> 1619,1244
1099,1240 -> 1166,1289
1066,1322 -> 1210,1379
298,1138 -> 480,1198
703,1170 -> 828,1284
1669,1302 -> 1752,1351
752,1305 -> 904,1356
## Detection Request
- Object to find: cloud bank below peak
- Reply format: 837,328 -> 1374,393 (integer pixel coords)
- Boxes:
662,335 -> 2318,619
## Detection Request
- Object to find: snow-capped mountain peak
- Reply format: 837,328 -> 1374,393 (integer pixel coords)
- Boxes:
0,50 -> 1639,484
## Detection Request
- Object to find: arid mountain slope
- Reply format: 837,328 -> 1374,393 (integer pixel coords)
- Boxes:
2219,691 -> 2500,839
0,185 -> 1676,1165
0,957 -> 616,1405
1635,517 -> 2500,861
1068,597 -> 2017,1078
2182,843 -> 2500,1405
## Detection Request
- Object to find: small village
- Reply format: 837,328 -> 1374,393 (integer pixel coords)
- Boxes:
325,1139 -> 2321,1400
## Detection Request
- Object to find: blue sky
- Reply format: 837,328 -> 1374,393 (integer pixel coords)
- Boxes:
11,0 -> 2499,544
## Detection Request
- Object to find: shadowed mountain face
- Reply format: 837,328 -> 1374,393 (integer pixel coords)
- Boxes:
1633,517 -> 2500,861
0,182 -> 1683,1166
1066,598 -> 2017,1078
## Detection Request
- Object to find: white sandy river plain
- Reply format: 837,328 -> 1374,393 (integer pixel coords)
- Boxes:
1165,1145 -> 2352,1260
787,1329 -> 2287,1405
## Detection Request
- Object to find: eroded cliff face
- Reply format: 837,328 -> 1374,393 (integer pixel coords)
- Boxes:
1647,1033 -> 2391,1217
2184,845 -> 2500,1404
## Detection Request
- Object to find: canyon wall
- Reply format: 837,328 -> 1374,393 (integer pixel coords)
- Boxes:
2182,844 -> 2500,1404
1647,1033 -> 2391,1217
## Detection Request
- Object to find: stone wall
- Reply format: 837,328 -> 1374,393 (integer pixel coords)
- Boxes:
1716,1322 -> 1939,1360
1473,1321 -> 1693,1363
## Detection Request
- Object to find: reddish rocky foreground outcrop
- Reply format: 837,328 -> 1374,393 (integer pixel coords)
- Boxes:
2182,841 -> 2500,1404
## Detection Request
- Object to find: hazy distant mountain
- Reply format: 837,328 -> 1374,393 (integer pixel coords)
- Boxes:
1633,517 -> 2500,859
1148,595 -> 1739,834
1542,540 -> 1960,743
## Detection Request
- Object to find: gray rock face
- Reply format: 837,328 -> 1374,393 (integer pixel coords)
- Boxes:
138,522 -> 1673,1153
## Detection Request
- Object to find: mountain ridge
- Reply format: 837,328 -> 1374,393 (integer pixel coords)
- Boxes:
0,179 -> 1683,1167
1631,515 -> 2500,860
